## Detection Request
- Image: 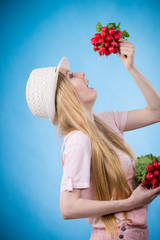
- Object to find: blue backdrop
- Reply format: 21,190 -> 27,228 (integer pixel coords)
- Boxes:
0,0 -> 160,239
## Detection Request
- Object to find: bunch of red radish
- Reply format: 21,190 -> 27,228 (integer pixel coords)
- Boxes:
141,161 -> 160,189
90,27 -> 122,57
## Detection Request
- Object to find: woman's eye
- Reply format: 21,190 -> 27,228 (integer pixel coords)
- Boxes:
69,73 -> 74,78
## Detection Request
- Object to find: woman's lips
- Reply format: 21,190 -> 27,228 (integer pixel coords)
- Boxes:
87,84 -> 94,89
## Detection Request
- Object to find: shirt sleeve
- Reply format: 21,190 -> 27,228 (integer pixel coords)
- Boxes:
96,110 -> 128,137
60,133 -> 92,192
112,110 -> 128,136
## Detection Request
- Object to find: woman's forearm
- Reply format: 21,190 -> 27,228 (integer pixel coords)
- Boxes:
128,65 -> 160,111
64,197 -> 131,220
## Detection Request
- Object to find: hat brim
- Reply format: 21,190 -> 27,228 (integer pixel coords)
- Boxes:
48,57 -> 70,126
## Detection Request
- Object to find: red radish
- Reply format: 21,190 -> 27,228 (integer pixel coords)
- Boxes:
113,48 -> 118,54
95,41 -> 99,46
108,46 -> 116,53
146,172 -> 154,181
105,42 -> 110,48
151,184 -> 158,189
158,175 -> 160,181
141,179 -> 150,185
102,26 -> 108,32
98,38 -> 105,44
158,182 -> 160,187
114,34 -> 121,41
147,164 -> 154,172
93,39 -> 99,46
116,30 -> 122,37
151,178 -> 158,185
111,41 -> 119,47
153,161 -> 160,170
101,31 -> 107,38
94,33 -> 101,40
153,170 -> 159,177
98,49 -> 103,56
100,47 -> 107,54
106,35 -> 113,42
116,42 -> 120,47
144,181 -> 151,189
105,50 -> 111,56
93,45 -> 99,51
91,38 -> 96,45
108,28 -> 116,35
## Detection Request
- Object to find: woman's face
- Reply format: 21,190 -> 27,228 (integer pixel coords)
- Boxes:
59,67 -> 98,107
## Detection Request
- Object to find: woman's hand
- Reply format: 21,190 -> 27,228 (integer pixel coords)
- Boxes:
118,38 -> 135,71
127,183 -> 160,210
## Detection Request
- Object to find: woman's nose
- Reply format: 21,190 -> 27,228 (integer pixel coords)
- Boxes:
81,72 -> 85,78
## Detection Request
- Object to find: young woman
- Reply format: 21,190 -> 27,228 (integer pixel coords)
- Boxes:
26,39 -> 160,240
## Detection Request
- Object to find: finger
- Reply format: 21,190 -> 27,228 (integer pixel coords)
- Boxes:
120,49 -> 134,56
119,40 -> 134,48
140,183 -> 147,189
154,192 -> 160,197
155,185 -> 160,193
120,46 -> 134,54
152,193 -> 160,200
119,38 -> 129,42
139,183 -> 149,191
119,39 -> 131,43
151,185 -> 160,195
119,43 -> 133,48
120,47 -> 131,51
120,50 -> 133,57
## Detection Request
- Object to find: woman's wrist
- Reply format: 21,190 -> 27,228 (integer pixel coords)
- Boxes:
125,197 -> 134,211
128,64 -> 136,73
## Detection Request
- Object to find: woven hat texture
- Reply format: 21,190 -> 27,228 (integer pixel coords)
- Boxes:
26,57 -> 70,126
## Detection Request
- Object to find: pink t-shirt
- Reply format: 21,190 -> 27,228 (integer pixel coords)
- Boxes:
60,110 -> 148,229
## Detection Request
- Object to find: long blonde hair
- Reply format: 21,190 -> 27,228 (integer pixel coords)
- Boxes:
55,71 -> 137,239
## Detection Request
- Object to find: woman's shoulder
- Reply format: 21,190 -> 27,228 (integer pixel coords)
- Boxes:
64,130 -> 91,147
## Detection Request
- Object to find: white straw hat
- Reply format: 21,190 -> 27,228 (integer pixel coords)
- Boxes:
25,56 -> 70,126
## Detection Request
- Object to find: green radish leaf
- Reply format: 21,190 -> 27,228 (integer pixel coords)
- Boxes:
107,23 -> 116,29
98,43 -> 105,49
115,24 -> 119,30
149,153 -> 153,159
96,22 -> 102,33
122,30 -> 130,37
117,22 -> 121,30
